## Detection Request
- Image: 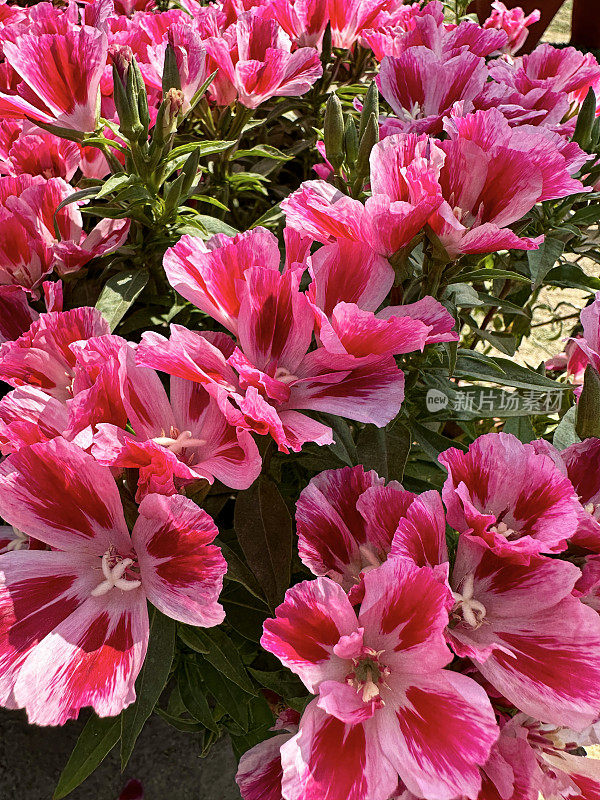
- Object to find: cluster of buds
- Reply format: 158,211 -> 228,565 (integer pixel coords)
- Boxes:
323,82 -> 380,197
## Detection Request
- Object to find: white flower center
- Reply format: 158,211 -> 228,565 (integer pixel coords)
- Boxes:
488,520 -> 518,540
153,428 -> 205,455
346,647 -> 390,704
452,573 -> 487,629
274,367 -> 298,385
91,551 -> 141,596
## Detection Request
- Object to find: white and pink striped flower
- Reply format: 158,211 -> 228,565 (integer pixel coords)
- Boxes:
0,437 -> 226,725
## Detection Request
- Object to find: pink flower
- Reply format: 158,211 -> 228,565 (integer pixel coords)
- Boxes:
0,285 -> 38,345
236,708 -> 300,800
0,26 -> 107,132
447,536 -> 600,729
269,0 -> 329,49
0,175 -> 129,289
0,120 -> 80,180
203,8 -> 322,109
143,261 -> 405,453
281,176 -> 441,259
500,714 -> 600,800
0,385 -> 68,455
90,339 -> 262,499
296,465 -> 417,591
439,432 -> 581,563
489,44 -> 600,109
327,0 -> 406,50
482,1 -> 540,56
261,561 -> 499,800
163,227 -> 281,335
0,306 -> 110,400
532,437 -> 600,553
366,5 -> 508,61
377,48 -> 489,136
0,438 -> 226,725
378,108 -> 588,257
569,292 -> 600,375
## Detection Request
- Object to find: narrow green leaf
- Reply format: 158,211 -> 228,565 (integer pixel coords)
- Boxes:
182,626 -> 254,693
53,714 -> 120,799
96,269 -> 149,332
235,145 -> 292,160
95,174 -> 132,199
217,540 -> 266,602
120,608 -> 175,769
576,365 -> 600,439
201,663 -> 249,731
248,668 -> 306,699
458,268 -> 529,283
179,662 -> 219,733
357,421 -> 411,483
234,476 -> 293,610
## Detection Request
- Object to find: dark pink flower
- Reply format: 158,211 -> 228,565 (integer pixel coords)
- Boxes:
91,339 -> 262,498
0,438 -> 226,725
0,306 -> 110,400
0,120 -> 80,180
141,265 -> 405,453
269,0 -> 328,49
439,432 -> 581,563
296,465 -> 417,591
0,26 -> 107,132
482,1 -> 540,56
203,8 -> 322,109
262,561 -> 498,800
377,47 -> 489,136
448,537 -> 600,729
0,285 -> 38,344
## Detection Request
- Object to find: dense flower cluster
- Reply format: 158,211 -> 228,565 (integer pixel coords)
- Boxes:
0,0 -> 599,797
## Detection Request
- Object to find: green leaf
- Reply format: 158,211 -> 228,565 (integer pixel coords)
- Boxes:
201,663 -> 249,731
120,608 -> 175,769
324,415 -> 357,466
411,421 -> 467,466
218,540 -> 266,601
453,351 -> 566,391
235,145 -> 292,160
180,626 -> 254,693
193,215 -> 239,237
178,623 -> 210,653
95,174 -> 133,199
167,140 -> 236,162
155,709 -> 204,732
248,668 -> 306,699
53,714 -> 120,799
96,269 -> 149,332
576,365 -> 600,439
179,662 -> 219,733
356,421 -> 411,483
503,415 -> 535,443
234,476 -> 293,610
545,263 -> 600,292
570,204 -> 600,227
458,268 -> 529,283
527,237 -> 565,288
553,406 -> 580,450
229,693 -> 275,760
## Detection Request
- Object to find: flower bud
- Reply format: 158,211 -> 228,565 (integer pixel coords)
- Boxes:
359,82 -> 379,142
356,112 -> 379,181
574,88 -> 597,152
324,93 -> 345,171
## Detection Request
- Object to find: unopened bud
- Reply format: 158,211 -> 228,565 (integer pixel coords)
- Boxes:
344,117 -> 359,166
324,93 -> 345,171
359,82 -> 379,142
356,112 -> 379,180
109,44 -> 134,83
162,40 -> 182,95
574,88 -> 597,151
